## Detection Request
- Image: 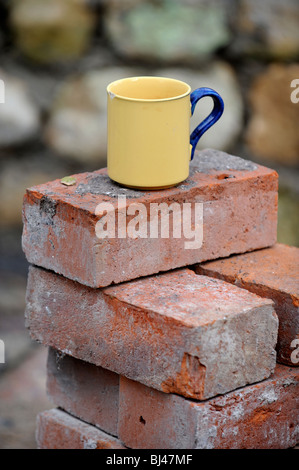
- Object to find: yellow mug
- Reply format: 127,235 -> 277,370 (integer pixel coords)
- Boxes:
107,76 -> 224,189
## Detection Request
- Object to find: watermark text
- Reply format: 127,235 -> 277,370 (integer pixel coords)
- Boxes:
95,197 -> 204,250
290,338 -> 299,364
0,79 -> 5,104
290,79 -> 299,104
0,339 -> 5,364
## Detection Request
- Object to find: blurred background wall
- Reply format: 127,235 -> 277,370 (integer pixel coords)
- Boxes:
0,0 -> 298,448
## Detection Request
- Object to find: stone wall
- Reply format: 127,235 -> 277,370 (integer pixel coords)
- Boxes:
0,0 -> 298,242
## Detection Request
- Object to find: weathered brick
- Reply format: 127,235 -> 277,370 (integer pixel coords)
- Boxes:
46,347 -> 119,437
26,265 -> 278,400
22,149 -> 278,288
36,408 -> 126,449
195,244 -> 299,366
118,365 -> 299,449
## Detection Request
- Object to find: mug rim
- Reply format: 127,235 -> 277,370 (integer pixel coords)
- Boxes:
107,76 -> 191,102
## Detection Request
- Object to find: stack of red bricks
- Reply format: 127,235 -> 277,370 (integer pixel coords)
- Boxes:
22,149 -> 299,449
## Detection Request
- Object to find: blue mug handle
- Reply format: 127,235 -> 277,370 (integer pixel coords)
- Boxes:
190,87 -> 224,160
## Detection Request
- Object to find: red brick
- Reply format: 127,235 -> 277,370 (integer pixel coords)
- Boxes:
46,347 -> 119,437
118,365 -> 299,449
36,408 -> 126,449
26,265 -> 278,400
195,244 -> 299,366
22,149 -> 278,288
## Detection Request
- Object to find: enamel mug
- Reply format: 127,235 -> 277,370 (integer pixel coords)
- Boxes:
107,76 -> 224,189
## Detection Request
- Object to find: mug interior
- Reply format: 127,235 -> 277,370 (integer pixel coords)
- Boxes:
107,76 -> 191,101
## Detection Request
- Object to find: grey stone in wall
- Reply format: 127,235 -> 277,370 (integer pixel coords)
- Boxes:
158,63 -> 244,152
0,70 -> 40,147
246,63 -> 299,166
9,0 -> 96,64
231,0 -> 299,60
44,67 -> 141,165
105,0 -> 232,64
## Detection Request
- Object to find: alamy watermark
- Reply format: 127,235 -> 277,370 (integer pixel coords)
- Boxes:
95,197 -> 204,250
0,79 -> 5,104
290,79 -> 299,104
0,339 -> 4,364
290,338 -> 299,364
